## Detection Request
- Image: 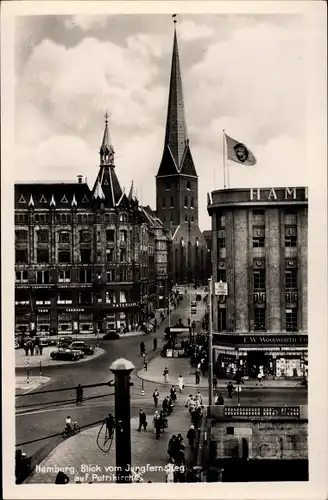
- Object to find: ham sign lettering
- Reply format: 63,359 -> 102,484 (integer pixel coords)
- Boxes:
249,187 -> 308,201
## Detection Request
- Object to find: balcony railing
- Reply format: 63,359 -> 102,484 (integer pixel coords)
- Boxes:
224,406 -> 300,418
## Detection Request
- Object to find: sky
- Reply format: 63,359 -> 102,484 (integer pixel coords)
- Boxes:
15,12 -> 309,230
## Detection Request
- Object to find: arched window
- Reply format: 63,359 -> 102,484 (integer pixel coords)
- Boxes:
185,215 -> 188,222
186,181 -> 191,190
190,197 -> 194,208
184,196 -> 188,208
191,216 -> 194,222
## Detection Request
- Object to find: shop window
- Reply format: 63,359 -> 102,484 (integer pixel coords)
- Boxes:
217,270 -> 226,282
37,230 -> 49,243
286,309 -> 298,332
186,181 -> 191,190
218,309 -> 227,332
35,290 -> 51,305
15,290 -> 29,305
184,196 -> 188,208
57,292 -> 72,305
120,249 -> 126,262
106,229 -> 115,242
120,291 -> 126,303
106,291 -> 116,304
79,230 -> 91,243
15,230 -> 28,242
252,210 -> 265,225
81,248 -> 92,264
285,269 -> 297,289
254,308 -> 266,331
106,249 -> 114,262
16,249 -> 28,264
58,251 -> 70,263
190,197 -> 194,208
36,271 -> 49,284
106,270 -> 115,283
79,269 -> 92,283
253,269 -> 265,289
15,270 -> 28,282
59,270 -> 71,283
37,249 -> 49,263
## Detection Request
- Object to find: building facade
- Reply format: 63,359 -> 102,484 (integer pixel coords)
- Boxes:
207,186 -> 308,378
15,119 -> 170,335
155,27 -> 207,284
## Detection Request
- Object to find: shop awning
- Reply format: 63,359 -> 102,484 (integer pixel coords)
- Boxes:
214,344 -> 308,354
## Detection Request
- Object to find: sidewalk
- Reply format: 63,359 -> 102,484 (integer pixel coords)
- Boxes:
27,399 -> 196,484
16,376 -> 51,395
137,356 -> 302,389
15,346 -> 105,369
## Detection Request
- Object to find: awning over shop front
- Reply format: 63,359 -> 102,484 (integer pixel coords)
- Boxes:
214,344 -> 308,355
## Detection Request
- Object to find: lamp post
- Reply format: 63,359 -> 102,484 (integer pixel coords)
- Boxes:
109,358 -> 135,483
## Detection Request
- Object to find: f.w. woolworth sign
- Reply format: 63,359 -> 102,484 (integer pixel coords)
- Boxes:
213,334 -> 308,346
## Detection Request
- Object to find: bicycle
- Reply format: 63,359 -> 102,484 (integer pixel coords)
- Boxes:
62,422 -> 80,438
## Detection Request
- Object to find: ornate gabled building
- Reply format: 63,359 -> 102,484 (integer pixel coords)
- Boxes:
156,27 -> 207,284
14,117 -> 169,336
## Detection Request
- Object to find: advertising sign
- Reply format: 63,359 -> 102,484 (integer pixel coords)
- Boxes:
214,281 -> 228,296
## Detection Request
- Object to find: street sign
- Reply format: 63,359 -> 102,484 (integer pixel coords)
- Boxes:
214,281 -> 228,296
169,327 -> 190,333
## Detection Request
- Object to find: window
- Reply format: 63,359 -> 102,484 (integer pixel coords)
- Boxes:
56,213 -> 71,225
15,271 -> 28,282
191,216 -> 194,222
217,269 -> 226,282
226,427 -> 234,435
15,213 -> 28,224
218,214 -> 225,228
120,291 -> 126,303
190,197 -> 194,208
285,227 -> 297,247
285,210 -> 297,225
218,238 -> 225,249
106,270 -> 115,283
254,269 -> 265,289
185,215 -> 188,222
218,309 -> 227,331
186,181 -> 191,190
119,213 -> 127,223
162,197 -> 166,208
39,213 -> 49,224
286,309 -> 298,332
80,249 -> 91,264
79,291 -> 92,305
253,236 -> 265,247
252,210 -> 265,225
58,231 -> 70,243
254,309 -> 266,331
58,251 -> 70,263
285,269 -> 297,289
59,270 -> 71,283
15,230 -> 28,242
106,291 -> 116,304
184,196 -> 188,208
120,249 -> 126,262
106,229 -> 115,242
106,249 -> 114,262
57,292 -> 72,305
79,269 -> 92,283
119,269 -> 128,282
170,197 -> 174,208
120,230 -> 127,242
15,249 -> 28,264
37,230 -> 49,243
36,271 -> 49,284
37,249 -> 49,263
80,230 -> 91,243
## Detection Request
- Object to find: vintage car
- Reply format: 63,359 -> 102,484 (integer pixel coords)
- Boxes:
69,341 -> 95,355
57,336 -> 74,348
50,347 -> 83,361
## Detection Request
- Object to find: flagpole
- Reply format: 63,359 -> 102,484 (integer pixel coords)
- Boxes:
223,129 -> 226,189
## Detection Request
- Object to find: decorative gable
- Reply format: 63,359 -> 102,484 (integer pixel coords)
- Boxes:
39,194 -> 48,203
18,194 -> 26,204
82,194 -> 89,203
61,194 -> 68,204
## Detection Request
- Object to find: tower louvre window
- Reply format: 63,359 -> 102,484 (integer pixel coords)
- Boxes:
190,197 -> 194,208
186,181 -> 191,190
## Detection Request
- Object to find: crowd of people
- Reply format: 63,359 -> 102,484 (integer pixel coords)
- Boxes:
23,337 -> 43,356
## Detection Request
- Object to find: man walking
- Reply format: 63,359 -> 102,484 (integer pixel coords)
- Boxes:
163,367 -> 169,383
227,381 -> 234,399
213,375 -> 218,391
187,424 -> 196,450
195,368 -> 200,385
153,337 -> 157,351
153,388 -> 159,408
178,375 -> 184,393
137,409 -> 147,431
140,341 -> 145,356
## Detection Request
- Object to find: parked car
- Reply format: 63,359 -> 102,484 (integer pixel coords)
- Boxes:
38,337 -> 56,347
50,348 -> 83,361
69,341 -> 95,355
57,336 -> 74,348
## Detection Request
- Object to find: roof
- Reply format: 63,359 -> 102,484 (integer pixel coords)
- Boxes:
15,182 -> 92,209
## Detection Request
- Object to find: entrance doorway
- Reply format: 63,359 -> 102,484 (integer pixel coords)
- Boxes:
247,351 -> 266,378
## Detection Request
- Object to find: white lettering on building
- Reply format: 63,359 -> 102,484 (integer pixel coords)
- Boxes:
285,187 -> 297,200
268,188 -> 278,200
250,188 -> 261,200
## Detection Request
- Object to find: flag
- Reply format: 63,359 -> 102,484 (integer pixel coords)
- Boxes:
225,133 -> 257,166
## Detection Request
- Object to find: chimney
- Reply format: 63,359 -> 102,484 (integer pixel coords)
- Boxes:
77,175 -> 83,184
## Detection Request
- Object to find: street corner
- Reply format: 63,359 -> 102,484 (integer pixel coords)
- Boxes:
136,355 -> 194,387
15,345 -> 106,369
16,376 -> 51,395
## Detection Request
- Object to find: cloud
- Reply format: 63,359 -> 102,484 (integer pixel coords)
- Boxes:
178,20 -> 215,41
64,15 -> 108,31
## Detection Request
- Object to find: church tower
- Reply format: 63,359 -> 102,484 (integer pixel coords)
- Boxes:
156,24 -> 207,284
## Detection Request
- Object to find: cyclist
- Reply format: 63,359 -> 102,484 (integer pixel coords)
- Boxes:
65,416 -> 72,433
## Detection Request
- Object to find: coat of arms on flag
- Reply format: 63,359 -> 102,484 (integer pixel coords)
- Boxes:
224,133 -> 257,166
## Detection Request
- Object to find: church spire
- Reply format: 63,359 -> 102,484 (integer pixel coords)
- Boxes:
100,112 -> 115,166
164,24 -> 188,170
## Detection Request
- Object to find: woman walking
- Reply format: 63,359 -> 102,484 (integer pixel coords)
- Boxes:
178,375 -> 184,393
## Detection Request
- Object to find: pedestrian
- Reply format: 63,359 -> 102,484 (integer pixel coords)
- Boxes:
215,393 -> 224,405
178,375 -> 184,393
185,394 -> 193,409
257,369 -> 263,386
195,391 -> 203,405
76,384 -> 83,405
227,381 -> 234,398
195,369 -> 200,385
187,424 -> 196,449
163,367 -> 169,383
153,388 -> 159,407
167,435 -> 176,461
24,342 -> 29,356
188,397 -> 196,415
29,342 -> 34,356
153,337 -> 157,350
38,342 -> 43,355
213,375 -> 218,391
162,396 -> 169,414
154,412 -> 161,440
137,409 -> 147,431
235,369 -> 244,384
170,386 -> 177,403
140,341 -> 145,356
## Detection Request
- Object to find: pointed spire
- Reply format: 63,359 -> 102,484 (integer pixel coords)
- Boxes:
71,193 -> 77,207
93,179 -> 105,200
28,194 -> 34,207
100,111 -> 115,166
50,194 -> 56,207
128,180 -> 135,201
164,24 -> 188,170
